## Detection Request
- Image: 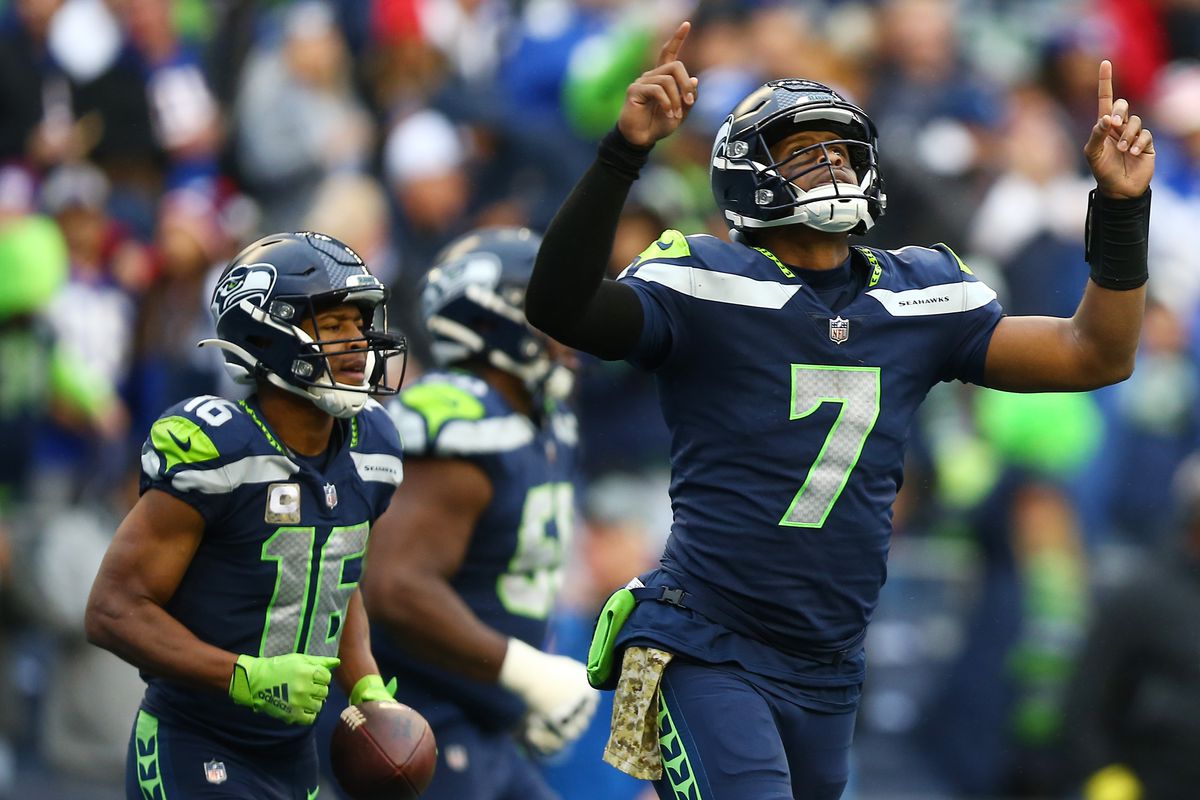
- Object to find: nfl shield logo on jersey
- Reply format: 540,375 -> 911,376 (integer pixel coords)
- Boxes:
324,482 -> 338,509
204,759 -> 227,784
829,316 -> 850,344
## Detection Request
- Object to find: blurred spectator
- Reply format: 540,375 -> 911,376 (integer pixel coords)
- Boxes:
0,0 -> 141,171
1091,300 -> 1200,546
302,171 -> 399,287
36,161 -> 144,494
41,162 -> 141,393
132,180 -> 256,419
413,0 -> 513,90
109,0 -> 223,187
1037,16 -> 1117,143
233,0 -> 373,231
744,1 -> 859,97
0,168 -> 125,502
1062,453 -> 1200,800
1143,61 -> 1200,320
863,0 -> 1004,251
382,107 -> 472,368
968,85 -> 1092,319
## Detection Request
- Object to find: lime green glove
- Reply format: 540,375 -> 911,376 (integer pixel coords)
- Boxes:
350,673 -> 398,706
228,653 -> 340,725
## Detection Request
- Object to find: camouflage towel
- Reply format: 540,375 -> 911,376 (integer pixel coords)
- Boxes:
603,646 -> 674,779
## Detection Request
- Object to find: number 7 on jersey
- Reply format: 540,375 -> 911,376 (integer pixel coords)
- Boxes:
780,365 -> 880,528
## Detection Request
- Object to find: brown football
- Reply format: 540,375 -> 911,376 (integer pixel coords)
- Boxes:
330,701 -> 437,800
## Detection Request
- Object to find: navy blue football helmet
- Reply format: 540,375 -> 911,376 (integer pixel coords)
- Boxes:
421,227 -> 571,399
711,79 -> 886,236
201,231 -> 406,417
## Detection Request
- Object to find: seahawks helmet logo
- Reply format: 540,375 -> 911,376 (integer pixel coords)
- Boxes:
212,263 -> 277,320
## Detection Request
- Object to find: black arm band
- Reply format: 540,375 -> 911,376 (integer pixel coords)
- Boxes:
1084,188 -> 1151,291
596,126 -> 652,182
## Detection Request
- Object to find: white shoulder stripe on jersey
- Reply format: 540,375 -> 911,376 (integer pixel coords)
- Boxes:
866,281 -> 997,317
625,262 -> 801,309
351,452 -> 404,486
164,455 -> 298,494
438,415 -> 535,455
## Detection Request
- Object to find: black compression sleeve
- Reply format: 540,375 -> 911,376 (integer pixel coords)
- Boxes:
1084,188 -> 1151,290
526,128 -> 650,360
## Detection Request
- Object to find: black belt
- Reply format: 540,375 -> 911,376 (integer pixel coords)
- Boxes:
628,585 -> 864,667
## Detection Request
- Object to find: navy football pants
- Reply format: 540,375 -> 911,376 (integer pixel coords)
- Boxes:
652,660 -> 856,800
126,708 -> 320,799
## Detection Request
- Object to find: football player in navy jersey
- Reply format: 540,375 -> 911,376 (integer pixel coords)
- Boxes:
525,22 -> 1155,800
362,227 -> 598,800
85,232 -> 408,800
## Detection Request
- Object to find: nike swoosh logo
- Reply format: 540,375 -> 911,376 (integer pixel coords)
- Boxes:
307,788 -> 320,800
656,240 -> 671,250
168,430 -> 192,452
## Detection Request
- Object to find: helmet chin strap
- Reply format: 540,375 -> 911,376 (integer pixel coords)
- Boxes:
790,181 -> 872,233
263,371 -> 369,419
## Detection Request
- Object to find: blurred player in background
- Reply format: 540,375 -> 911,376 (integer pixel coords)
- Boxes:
526,21 -> 1154,800
1062,452 -> 1200,800
85,231 -> 407,799
363,227 -> 598,800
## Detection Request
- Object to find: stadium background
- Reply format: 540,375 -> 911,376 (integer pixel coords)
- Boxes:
0,0 -> 1197,797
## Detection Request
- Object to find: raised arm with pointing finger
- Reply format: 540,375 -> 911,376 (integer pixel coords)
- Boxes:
526,22 -> 697,357
527,24 -> 1153,800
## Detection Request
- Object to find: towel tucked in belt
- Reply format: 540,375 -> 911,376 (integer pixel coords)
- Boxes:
603,646 -> 674,779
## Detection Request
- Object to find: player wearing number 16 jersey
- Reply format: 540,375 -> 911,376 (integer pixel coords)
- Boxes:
85,232 -> 408,800
361,227 -> 598,800
527,21 -> 1154,800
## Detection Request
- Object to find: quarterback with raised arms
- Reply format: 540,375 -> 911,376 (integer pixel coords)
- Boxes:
527,21 -> 1154,800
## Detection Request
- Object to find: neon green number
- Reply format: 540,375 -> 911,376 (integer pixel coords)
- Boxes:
260,523 -> 370,657
780,365 -> 880,528
498,482 -> 573,619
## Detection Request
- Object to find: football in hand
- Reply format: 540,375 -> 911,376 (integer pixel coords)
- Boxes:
330,701 -> 437,800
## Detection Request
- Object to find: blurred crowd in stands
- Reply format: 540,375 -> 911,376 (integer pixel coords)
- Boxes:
2,0 -> 1200,797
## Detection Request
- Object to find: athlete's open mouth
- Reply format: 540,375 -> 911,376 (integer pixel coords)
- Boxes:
331,354 -> 368,385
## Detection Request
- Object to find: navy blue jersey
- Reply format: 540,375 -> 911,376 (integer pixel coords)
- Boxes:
137,394 -> 404,747
375,370 -> 578,731
616,231 -> 1003,686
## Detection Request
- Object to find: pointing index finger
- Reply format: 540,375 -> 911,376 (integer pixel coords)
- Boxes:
1098,60 -> 1113,119
658,21 -> 691,68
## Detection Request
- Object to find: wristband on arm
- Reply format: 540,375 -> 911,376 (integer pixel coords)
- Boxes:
597,126 -> 653,182
1084,188 -> 1151,290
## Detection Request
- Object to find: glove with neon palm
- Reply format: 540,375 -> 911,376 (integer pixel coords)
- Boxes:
228,653 -> 340,725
